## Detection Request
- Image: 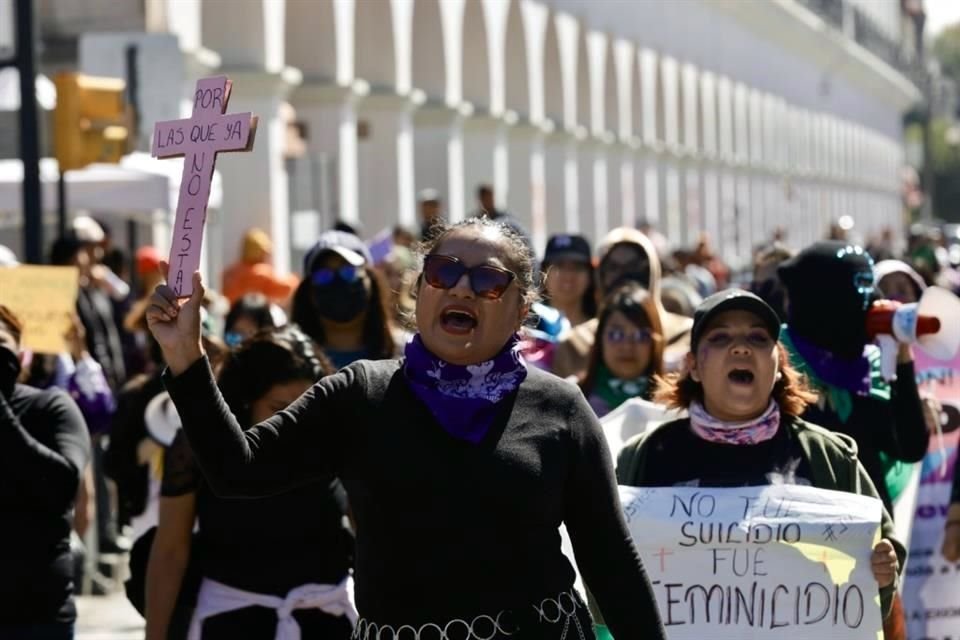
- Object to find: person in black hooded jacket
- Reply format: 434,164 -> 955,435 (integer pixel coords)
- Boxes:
777,241 -> 928,516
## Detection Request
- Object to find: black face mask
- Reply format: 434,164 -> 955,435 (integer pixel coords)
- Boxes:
312,279 -> 370,324
0,347 -> 21,399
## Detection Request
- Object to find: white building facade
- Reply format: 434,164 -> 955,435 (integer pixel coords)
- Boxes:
36,0 -> 922,272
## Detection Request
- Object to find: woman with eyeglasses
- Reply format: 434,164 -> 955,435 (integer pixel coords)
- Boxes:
290,231 -> 399,369
146,217 -> 666,639
579,284 -> 664,418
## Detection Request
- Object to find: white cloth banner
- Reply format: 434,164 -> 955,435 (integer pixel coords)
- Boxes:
621,484 -> 884,639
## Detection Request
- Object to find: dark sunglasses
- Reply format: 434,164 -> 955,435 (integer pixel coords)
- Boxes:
311,265 -> 361,287
605,327 -> 653,344
422,254 -> 516,300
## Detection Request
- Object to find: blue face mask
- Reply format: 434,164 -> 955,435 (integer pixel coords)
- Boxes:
225,331 -> 245,348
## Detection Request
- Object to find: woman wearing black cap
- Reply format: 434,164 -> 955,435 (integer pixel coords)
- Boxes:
614,290 -> 904,629
291,230 -> 399,369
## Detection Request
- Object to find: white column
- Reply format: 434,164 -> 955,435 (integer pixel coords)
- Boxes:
542,126 -> 570,239
641,150 -> 661,231
506,119 -> 542,247
664,159 -> 683,248
462,111 -> 502,217
413,103 -> 464,223
290,83 -> 361,228
683,159 -> 704,246
735,169 -> 752,264
212,69 -> 302,276
591,140 -> 611,241
565,135 -> 582,235
528,128 -> 548,254
567,131 -> 597,242
702,163 -> 720,251
719,167 -> 737,262
356,92 -> 419,235
617,145 -> 638,229
199,0 -> 301,274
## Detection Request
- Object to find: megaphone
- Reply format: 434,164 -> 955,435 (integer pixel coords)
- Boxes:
866,286 -> 960,380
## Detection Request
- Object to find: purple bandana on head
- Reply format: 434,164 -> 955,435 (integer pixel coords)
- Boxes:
689,400 -> 781,446
404,333 -> 528,443
786,327 -> 871,396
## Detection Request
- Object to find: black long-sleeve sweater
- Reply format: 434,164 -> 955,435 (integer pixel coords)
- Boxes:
0,384 -> 91,624
164,356 -> 666,638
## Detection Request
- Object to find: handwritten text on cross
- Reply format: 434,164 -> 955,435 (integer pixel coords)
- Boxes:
152,76 -> 257,297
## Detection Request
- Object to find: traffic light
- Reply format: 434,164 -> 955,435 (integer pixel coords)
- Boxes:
53,72 -> 131,171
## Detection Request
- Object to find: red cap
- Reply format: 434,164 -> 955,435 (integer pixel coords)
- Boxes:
136,246 -> 162,277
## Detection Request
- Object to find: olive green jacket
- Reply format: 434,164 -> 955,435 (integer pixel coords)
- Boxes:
592,415 -> 905,632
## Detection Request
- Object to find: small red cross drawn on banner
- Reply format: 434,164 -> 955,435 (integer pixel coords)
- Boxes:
654,547 -> 674,572
152,76 -> 257,297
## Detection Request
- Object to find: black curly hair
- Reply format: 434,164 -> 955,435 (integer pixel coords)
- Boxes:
217,325 -> 333,428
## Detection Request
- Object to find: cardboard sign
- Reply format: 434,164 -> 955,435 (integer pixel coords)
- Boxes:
622,484 -> 884,639
0,266 -> 79,353
902,350 -> 960,639
152,76 -> 257,297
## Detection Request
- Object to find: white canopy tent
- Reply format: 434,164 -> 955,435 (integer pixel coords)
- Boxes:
0,153 -> 222,215
0,153 -> 223,282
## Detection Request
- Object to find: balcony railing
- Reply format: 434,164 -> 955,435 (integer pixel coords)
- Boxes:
794,0 -> 925,88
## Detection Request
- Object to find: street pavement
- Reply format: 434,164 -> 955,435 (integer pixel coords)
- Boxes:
76,594 -> 144,640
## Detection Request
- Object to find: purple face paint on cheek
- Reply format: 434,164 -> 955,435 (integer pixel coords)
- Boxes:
694,345 -> 711,383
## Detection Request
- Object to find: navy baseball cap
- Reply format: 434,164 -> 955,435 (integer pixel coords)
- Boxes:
543,234 -> 592,267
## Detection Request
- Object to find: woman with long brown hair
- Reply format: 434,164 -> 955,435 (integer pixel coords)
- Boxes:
578,284 -> 664,417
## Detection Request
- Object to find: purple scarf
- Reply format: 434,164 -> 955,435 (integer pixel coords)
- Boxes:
689,400 -> 781,446
403,334 -> 528,443
786,327 -> 871,395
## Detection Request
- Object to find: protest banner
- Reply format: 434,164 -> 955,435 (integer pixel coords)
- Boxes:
0,265 -> 78,353
621,484 -> 884,639
902,350 -> 960,639
152,75 -> 257,298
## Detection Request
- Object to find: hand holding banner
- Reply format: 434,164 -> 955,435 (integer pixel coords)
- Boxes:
621,484 -> 884,639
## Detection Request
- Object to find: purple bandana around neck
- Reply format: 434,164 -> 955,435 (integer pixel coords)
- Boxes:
689,400 -> 781,446
786,327 -> 871,396
403,333 -> 528,443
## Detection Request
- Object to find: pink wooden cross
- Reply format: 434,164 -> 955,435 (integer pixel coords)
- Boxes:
152,76 -> 257,297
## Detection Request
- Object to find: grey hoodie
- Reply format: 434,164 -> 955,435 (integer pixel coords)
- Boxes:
552,228 -> 693,379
